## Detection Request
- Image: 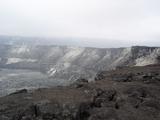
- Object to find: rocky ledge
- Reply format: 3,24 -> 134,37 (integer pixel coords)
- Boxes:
0,65 -> 160,120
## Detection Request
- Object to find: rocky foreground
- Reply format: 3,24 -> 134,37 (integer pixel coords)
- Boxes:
0,65 -> 160,120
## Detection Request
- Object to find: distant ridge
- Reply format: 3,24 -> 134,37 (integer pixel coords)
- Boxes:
0,43 -> 159,82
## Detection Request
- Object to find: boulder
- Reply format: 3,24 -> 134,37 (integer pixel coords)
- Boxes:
71,78 -> 88,88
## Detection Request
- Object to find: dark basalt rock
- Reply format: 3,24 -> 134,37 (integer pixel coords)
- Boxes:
112,74 -> 133,82
88,108 -> 119,120
9,89 -> 28,95
94,71 -> 106,81
1,65 -> 160,120
93,89 -> 117,107
71,78 -> 89,88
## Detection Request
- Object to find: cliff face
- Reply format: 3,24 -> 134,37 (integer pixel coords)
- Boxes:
131,46 -> 160,66
0,45 -> 159,81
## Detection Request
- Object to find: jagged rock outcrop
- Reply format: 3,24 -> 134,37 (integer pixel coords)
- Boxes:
0,65 -> 160,120
71,78 -> 89,88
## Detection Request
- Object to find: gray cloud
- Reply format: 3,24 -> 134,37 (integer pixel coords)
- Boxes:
0,0 -> 160,47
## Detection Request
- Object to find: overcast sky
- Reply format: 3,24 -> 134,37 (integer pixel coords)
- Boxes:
0,0 -> 160,47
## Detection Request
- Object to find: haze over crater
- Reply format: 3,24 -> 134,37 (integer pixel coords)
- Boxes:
0,0 -> 160,47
